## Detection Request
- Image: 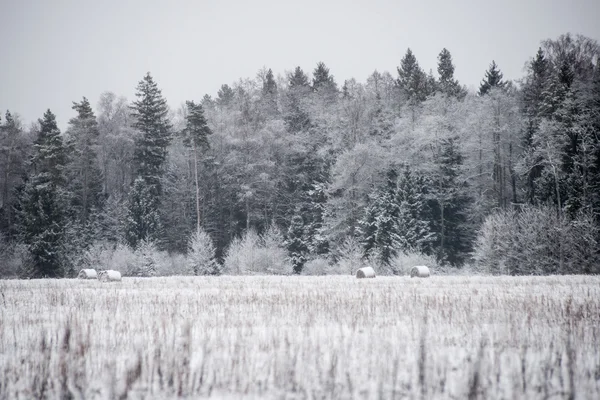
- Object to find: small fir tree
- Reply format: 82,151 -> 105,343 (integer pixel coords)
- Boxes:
478,61 -> 507,96
286,214 -> 308,274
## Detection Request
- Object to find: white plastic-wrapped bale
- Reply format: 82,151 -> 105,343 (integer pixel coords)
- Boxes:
410,266 -> 430,278
98,270 -> 122,282
78,269 -> 97,279
356,267 -> 376,279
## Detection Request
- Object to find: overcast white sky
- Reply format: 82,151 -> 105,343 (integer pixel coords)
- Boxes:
1,0 -> 599,130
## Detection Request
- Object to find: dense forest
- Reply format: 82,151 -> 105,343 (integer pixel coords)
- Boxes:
1,33 -> 599,278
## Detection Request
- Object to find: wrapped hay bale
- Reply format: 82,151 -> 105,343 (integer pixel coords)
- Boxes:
78,269 -> 97,279
356,266 -> 376,279
410,265 -> 430,278
98,270 -> 122,282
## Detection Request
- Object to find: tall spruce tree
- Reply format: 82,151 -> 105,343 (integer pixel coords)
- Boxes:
261,68 -> 278,116
0,111 -> 29,236
285,67 -> 311,133
289,66 -> 310,88
478,61 -> 507,96
16,110 -> 68,277
65,97 -> 103,222
429,137 -> 472,265
217,84 -> 235,107
361,169 -> 402,265
127,73 -> 171,248
312,62 -> 338,94
522,48 -> 550,202
397,48 -> 428,103
437,48 -> 466,98
396,167 -> 435,254
130,72 -> 172,196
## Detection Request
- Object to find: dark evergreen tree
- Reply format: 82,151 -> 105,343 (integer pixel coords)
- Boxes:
478,61 -> 507,96
16,110 -> 68,277
0,111 -> 29,237
124,177 -> 162,249
65,97 -> 103,223
286,214 -> 308,274
395,166 -> 435,253
285,67 -> 311,133
305,181 -> 329,255
261,68 -> 278,116
130,72 -> 172,196
288,66 -> 310,88
429,138 -> 473,265
312,62 -> 338,96
262,68 -> 278,97
217,84 -> 235,107
437,48 -> 466,98
522,48 -> 550,203
397,48 -> 428,102
32,110 -> 67,186
361,169 -> 401,265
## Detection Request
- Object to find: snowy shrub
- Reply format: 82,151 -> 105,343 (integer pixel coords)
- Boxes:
129,240 -> 162,277
390,250 -> 438,276
0,237 -> 32,278
331,236 -> 364,275
83,241 -> 119,270
302,258 -> 332,275
157,253 -> 191,276
223,227 -> 292,275
473,205 -> 600,275
186,229 -> 218,275
260,224 -> 290,274
83,242 -> 133,275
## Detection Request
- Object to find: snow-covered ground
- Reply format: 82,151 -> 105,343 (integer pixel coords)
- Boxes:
0,275 -> 598,399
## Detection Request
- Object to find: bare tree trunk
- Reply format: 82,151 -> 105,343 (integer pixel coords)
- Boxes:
193,141 -> 201,233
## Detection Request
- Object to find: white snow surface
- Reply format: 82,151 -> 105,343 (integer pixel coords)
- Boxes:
0,275 -> 598,399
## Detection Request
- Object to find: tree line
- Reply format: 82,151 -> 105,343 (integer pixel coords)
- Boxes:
1,33 -> 599,277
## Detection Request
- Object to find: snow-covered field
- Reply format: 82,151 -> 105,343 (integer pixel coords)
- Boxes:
0,275 -> 598,399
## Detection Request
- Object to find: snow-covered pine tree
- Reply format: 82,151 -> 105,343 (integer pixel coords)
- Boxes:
395,166 -> 435,253
478,61 -> 507,96
131,239 -> 159,277
130,72 -> 172,198
216,84 -> 235,108
261,68 -> 279,116
361,168 -> 402,265
286,214 -> 308,274
16,110 -> 68,277
65,97 -> 103,223
397,48 -> 428,103
306,182 -> 329,255
124,177 -> 162,249
429,137 -> 473,265
312,62 -> 338,103
437,48 -> 466,99
127,73 -> 171,249
285,67 -> 311,133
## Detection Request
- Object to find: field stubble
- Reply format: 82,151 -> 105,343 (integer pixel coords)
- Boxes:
0,275 -> 599,399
